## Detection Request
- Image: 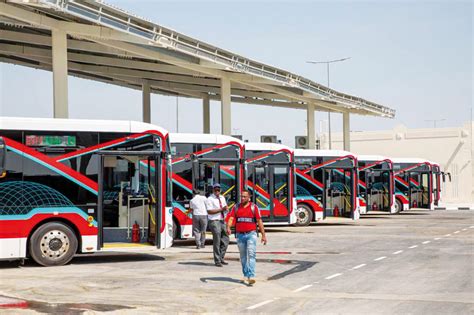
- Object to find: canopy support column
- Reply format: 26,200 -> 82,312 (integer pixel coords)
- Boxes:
307,103 -> 316,149
343,112 -> 350,151
142,80 -> 151,123
52,29 -> 68,118
203,94 -> 210,134
220,77 -> 231,135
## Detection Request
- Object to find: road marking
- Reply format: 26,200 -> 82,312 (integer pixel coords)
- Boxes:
422,241 -> 431,244
313,281 -> 320,284
445,234 -> 451,237
374,256 -> 387,261
392,250 -> 403,255
325,273 -> 343,280
470,226 -> 474,228
409,245 -> 418,249
434,237 -> 441,240
462,228 -> 467,231
293,284 -> 313,293
247,299 -> 278,310
351,264 -> 366,270
454,231 -> 460,234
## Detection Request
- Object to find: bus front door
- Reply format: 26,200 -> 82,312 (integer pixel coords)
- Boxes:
324,168 -> 353,218
97,152 -> 161,249
248,163 -> 291,223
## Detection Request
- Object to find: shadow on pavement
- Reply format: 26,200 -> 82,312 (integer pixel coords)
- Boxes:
179,261 -> 216,267
200,277 -> 246,286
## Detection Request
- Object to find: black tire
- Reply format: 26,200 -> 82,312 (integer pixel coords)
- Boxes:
394,199 -> 403,214
172,219 -> 179,240
29,222 -> 78,267
294,204 -> 313,227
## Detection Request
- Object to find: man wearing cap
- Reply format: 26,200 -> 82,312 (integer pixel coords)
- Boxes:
206,183 -> 229,267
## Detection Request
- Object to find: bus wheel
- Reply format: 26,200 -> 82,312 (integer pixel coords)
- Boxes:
394,199 -> 402,214
294,204 -> 313,226
172,220 -> 179,240
29,222 -> 78,267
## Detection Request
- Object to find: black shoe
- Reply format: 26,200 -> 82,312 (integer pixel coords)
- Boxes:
196,246 -> 200,249
221,261 -> 229,265
215,263 -> 223,267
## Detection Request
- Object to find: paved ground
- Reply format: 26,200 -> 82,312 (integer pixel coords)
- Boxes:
0,210 -> 473,314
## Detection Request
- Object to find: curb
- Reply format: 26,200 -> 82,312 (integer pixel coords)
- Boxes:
0,296 -> 28,309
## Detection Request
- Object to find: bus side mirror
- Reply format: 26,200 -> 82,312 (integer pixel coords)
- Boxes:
448,173 -> 452,182
442,173 -> 446,182
0,137 -> 6,178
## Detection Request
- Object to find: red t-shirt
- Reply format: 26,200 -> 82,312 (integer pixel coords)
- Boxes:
228,202 -> 261,233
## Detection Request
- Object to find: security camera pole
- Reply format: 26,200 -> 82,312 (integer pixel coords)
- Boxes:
306,57 -> 351,149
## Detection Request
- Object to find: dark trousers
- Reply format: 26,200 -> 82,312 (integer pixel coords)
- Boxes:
208,220 -> 229,264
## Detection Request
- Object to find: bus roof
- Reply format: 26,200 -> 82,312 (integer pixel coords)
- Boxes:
169,133 -> 244,146
0,117 -> 169,136
294,149 -> 355,158
245,142 -> 293,152
358,155 -> 391,162
390,157 -> 430,164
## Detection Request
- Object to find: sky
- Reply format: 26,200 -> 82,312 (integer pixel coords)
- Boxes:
0,0 -> 472,146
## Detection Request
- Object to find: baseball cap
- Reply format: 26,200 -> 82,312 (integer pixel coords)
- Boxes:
212,183 -> 221,189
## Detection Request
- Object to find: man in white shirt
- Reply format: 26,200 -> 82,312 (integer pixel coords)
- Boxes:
189,190 -> 208,249
206,183 -> 229,267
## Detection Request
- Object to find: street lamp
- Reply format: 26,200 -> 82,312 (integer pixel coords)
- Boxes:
306,57 -> 351,149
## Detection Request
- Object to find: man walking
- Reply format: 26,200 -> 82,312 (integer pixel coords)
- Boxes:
227,190 -> 267,285
206,183 -> 229,267
189,190 -> 208,249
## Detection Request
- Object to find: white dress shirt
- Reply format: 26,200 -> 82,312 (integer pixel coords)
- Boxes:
206,194 -> 228,221
189,195 -> 208,216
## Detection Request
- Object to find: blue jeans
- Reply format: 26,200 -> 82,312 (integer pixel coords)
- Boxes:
236,231 -> 257,278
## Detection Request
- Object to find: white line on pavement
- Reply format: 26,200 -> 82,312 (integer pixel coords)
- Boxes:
409,245 -> 418,249
313,281 -> 320,284
392,250 -> 403,255
325,273 -> 343,280
434,238 -> 441,240
293,284 -> 313,293
462,228 -> 467,231
470,226 -> 474,229
422,241 -> 431,244
454,231 -> 460,234
445,234 -> 451,237
247,299 -> 278,310
374,256 -> 387,261
352,264 -> 366,270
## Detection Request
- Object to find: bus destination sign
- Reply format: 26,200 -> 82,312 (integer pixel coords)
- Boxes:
26,135 -> 76,147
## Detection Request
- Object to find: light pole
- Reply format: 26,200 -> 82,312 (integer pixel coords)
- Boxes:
306,57 -> 351,149
424,119 -> 446,128
176,96 -> 179,132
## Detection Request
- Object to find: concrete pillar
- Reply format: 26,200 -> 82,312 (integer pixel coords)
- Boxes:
220,77 -> 231,135
203,94 -> 210,133
307,103 -> 316,149
142,80 -> 151,123
343,112 -> 350,151
52,29 -> 68,118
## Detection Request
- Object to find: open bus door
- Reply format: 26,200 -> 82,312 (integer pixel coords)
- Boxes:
97,150 -> 163,249
323,168 -> 354,218
190,155 -> 240,210
365,170 -> 391,212
247,161 -> 291,223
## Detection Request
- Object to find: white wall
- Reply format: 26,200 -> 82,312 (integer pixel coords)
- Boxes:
320,122 -> 474,203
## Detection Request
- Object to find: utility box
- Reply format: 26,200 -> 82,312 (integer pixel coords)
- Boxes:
261,135 -> 278,143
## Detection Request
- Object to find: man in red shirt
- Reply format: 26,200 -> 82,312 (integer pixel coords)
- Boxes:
226,190 -> 267,285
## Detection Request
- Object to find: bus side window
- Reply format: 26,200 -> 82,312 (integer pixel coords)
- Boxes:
0,137 -> 6,177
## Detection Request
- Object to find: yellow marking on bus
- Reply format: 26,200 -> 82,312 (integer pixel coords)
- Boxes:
280,197 -> 287,203
222,185 -> 235,196
275,183 -> 287,194
257,198 -> 267,207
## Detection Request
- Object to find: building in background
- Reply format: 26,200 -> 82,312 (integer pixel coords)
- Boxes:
320,122 -> 474,204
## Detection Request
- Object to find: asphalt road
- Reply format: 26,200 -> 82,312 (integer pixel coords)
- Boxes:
0,210 -> 473,314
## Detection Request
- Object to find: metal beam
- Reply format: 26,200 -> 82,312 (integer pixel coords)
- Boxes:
52,28 -> 68,118
220,77 -> 231,135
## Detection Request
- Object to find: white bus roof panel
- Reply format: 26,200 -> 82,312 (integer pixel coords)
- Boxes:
294,149 -> 356,158
390,158 -> 429,164
358,155 -> 390,162
169,133 -> 244,146
0,117 -> 169,136
245,142 -> 293,152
